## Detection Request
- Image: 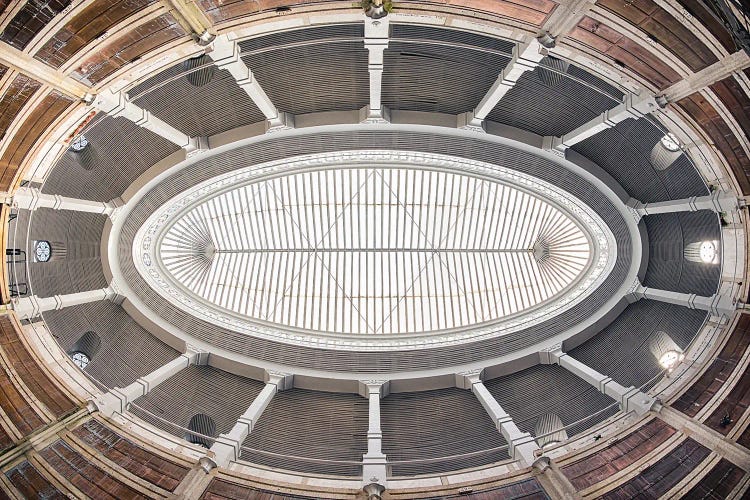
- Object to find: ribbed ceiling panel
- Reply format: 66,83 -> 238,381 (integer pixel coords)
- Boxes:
643,211 -> 721,296
131,365 -> 265,439
129,65 -> 265,137
238,24 -> 363,52
572,117 -> 708,203
569,300 -> 707,389
41,115 -> 179,202
241,389 -> 368,477
42,301 -> 179,389
390,24 -> 515,54
382,41 -> 510,115
28,209 -> 107,297
485,364 -> 617,438
487,61 -> 622,137
381,388 -> 509,476
242,41 -> 369,116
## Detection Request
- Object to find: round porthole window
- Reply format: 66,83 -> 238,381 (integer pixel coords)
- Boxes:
70,135 -> 88,152
700,241 -> 716,263
34,240 -> 52,262
71,351 -> 90,369
659,350 -> 681,370
660,133 -> 681,152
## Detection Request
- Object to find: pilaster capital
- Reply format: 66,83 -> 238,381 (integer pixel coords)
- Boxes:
455,369 -> 483,389
184,344 -> 210,365
266,112 -> 295,133
266,370 -> 293,390
358,379 -> 390,398
457,111 -> 486,133
538,343 -> 564,364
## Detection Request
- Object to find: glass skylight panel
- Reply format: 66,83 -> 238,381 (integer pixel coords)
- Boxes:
159,167 -> 592,335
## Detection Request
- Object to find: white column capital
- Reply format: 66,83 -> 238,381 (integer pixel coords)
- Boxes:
455,369 -> 483,389
538,343 -> 565,365
265,370 -> 293,390
358,379 -> 390,398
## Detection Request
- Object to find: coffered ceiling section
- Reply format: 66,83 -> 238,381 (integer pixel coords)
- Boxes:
158,166 -> 593,336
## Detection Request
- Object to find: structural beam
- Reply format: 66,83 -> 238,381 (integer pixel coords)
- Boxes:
658,406 -> 750,471
92,90 -> 196,149
663,50 -> 750,103
460,37 -> 545,130
3,187 -> 117,216
0,42 -> 91,99
164,0 -> 214,44
544,92 -> 660,150
207,34 -> 292,130
361,15 -> 390,123
91,347 -> 209,416
539,0 -> 597,44
539,345 -> 661,415
12,287 -> 117,320
457,371 -> 539,466
359,380 -> 388,494
629,281 -> 738,317
201,371 -> 292,471
629,191 -> 741,217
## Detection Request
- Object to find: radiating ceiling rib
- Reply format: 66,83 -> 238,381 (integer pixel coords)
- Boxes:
159,168 -> 591,335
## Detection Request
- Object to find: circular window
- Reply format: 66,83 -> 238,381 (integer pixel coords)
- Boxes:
71,351 -> 90,369
700,241 -> 716,263
660,133 -> 681,152
70,135 -> 88,152
34,240 -> 52,262
659,350 -> 681,370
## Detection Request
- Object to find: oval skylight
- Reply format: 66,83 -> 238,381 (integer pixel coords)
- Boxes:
134,150 -> 614,349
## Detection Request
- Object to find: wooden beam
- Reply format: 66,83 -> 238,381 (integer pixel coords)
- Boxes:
0,43 -> 90,100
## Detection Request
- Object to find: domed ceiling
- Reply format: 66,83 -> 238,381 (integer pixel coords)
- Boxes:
132,148 -> 617,351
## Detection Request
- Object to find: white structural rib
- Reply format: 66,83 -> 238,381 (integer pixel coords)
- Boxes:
160,167 -> 591,335
362,15 -> 390,122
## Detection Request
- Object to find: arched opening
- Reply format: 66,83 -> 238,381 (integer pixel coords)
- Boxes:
182,54 -> 216,87
535,413 -> 568,450
185,414 -> 216,448
537,55 -> 570,87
